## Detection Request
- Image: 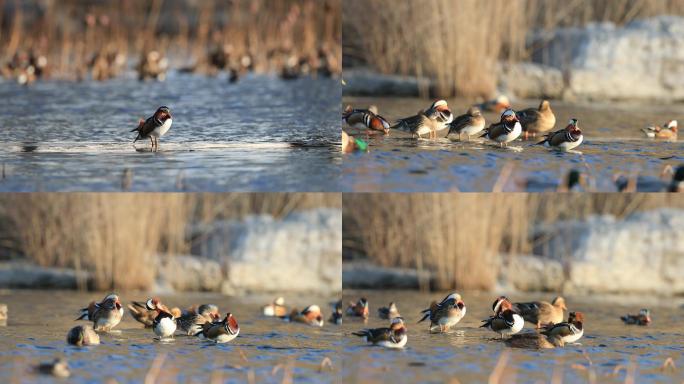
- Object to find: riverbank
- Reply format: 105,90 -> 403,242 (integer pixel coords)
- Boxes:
0,207 -> 342,294
344,15 -> 684,102
344,208 -> 684,296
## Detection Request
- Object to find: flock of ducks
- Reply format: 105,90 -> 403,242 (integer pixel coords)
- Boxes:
2,43 -> 340,85
4,292 -> 658,377
28,294 -> 332,377
342,99 -> 585,151
0,50 -> 49,85
19,293 -> 334,377
341,98 -> 684,192
343,97 -> 679,152
348,293 -> 652,350
68,294 -> 331,343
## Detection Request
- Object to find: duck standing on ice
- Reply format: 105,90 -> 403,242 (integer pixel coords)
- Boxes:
132,106 -> 172,151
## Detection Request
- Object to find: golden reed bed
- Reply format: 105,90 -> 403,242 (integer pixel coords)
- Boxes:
344,0 -> 684,97
343,193 -> 684,290
0,0 -> 340,81
0,193 -> 340,290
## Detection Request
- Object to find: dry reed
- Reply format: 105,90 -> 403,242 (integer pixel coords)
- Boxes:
0,193 -> 340,291
344,0 -> 684,97
0,0 -> 341,79
343,193 -> 684,290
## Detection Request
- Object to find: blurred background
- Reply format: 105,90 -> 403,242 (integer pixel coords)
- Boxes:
0,0 -> 342,194
343,0 -> 684,100
0,0 -> 341,82
0,193 -> 341,293
343,193 -> 684,296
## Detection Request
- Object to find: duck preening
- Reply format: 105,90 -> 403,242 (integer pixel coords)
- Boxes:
176,304 -> 220,336
481,297 -> 524,339
144,298 -> 178,339
75,293 -> 124,332
418,293 -> 466,333
343,105 -> 390,135
195,312 -> 240,343
131,106 -> 173,151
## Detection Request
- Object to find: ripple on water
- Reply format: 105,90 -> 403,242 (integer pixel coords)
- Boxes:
0,291 -> 341,383
341,290 -> 684,382
0,75 -> 341,192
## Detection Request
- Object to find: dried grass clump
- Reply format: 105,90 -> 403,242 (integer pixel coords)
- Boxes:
344,0 -> 522,98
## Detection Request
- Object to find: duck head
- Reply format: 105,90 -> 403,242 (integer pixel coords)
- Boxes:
302,305 -> 324,326
500,109 -> 519,124
539,100 -> 552,111
667,120 -> 678,132
223,313 -> 240,335
390,316 -> 405,331
467,106 -> 482,117
492,296 -> 510,314
552,297 -> 567,311
430,100 -> 449,113
103,294 -> 121,310
571,311 -> 584,324
430,100 -> 453,123
198,304 -> 220,318
146,297 -> 162,311
154,106 -> 172,123
499,299 -> 514,312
